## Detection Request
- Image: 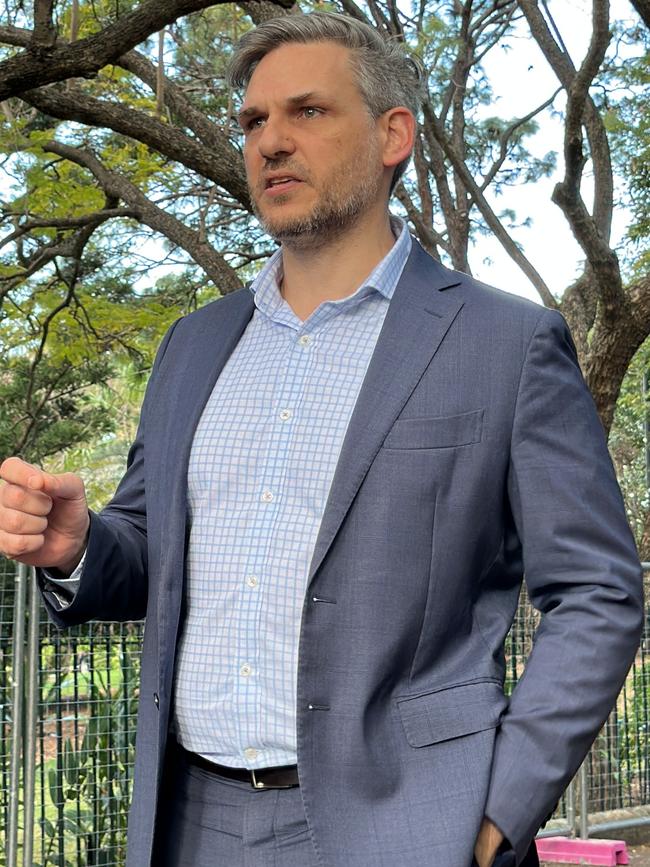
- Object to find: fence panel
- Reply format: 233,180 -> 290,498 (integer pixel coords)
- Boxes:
1,557 -> 17,866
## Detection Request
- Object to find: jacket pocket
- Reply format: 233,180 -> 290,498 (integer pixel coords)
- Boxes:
383,409 -> 484,450
396,679 -> 507,747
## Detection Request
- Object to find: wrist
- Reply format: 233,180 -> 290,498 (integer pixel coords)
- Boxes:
57,550 -> 85,577
58,521 -> 90,576
474,818 -> 504,867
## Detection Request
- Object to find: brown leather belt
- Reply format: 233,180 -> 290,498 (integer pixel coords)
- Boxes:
172,738 -> 300,789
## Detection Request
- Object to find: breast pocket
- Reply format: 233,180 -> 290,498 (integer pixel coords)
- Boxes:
382,408 -> 484,450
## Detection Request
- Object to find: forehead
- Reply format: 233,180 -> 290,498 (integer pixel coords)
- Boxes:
243,41 -> 362,105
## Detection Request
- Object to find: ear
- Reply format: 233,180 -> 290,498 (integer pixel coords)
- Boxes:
379,107 -> 416,171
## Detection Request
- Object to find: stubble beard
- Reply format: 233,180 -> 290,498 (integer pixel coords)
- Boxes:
251,146 -> 383,252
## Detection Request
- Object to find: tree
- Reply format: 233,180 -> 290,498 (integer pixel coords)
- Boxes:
0,0 -> 648,456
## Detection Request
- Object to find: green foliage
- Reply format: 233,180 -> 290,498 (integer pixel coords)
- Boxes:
169,4 -> 252,119
601,24 -> 650,277
609,337 -> 650,556
0,356 -> 114,464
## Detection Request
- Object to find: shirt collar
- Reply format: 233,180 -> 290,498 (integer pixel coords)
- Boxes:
249,216 -> 412,319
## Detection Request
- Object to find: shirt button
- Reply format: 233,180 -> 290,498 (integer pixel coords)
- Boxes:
279,409 -> 292,421
240,663 -> 253,677
260,490 -> 274,503
246,575 -> 259,588
298,334 -> 312,347
244,747 -> 258,760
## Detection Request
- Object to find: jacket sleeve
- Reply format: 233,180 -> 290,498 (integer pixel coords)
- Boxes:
38,318 -> 183,628
484,308 -> 644,863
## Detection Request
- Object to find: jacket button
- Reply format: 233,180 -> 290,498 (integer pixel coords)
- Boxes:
153,692 -> 159,708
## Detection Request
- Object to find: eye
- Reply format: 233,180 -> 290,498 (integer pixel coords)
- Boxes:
300,106 -> 322,119
245,116 -> 265,133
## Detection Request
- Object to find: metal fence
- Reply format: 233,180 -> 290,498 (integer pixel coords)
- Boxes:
1,558 -> 648,867
1,560 -> 143,867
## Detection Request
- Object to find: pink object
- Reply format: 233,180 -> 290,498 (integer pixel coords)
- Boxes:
536,836 -> 629,865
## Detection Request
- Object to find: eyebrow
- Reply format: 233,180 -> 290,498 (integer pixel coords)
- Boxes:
237,91 -> 329,124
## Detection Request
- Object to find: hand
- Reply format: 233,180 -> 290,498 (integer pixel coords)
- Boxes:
473,818 -> 504,867
0,457 -> 89,573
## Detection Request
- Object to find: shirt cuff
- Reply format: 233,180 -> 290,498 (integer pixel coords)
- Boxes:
41,551 -> 86,609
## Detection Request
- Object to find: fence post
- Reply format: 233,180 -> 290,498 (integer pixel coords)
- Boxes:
7,562 -> 27,867
23,567 -> 40,867
579,761 -> 590,839
565,775 -> 576,837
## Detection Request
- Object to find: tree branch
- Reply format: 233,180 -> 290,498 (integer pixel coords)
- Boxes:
22,218 -> 99,415
551,0 -> 623,312
0,0 -> 293,102
479,88 -> 561,192
394,186 -> 448,260
41,140 -> 243,293
419,110 -> 465,263
31,0 -> 57,48
116,49 -> 242,166
423,101 -> 557,306
0,27 -> 251,207
0,24 -> 38,50
0,213 -> 122,297
469,0 -> 517,39
448,1 -> 473,272
629,0 -> 650,29
0,209 -> 139,252
336,0 -> 371,24
20,84 -> 252,210
517,0 -> 614,242
411,131 -> 435,236
238,0 -> 295,24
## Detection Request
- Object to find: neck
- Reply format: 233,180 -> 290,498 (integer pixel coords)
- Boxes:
279,209 -> 397,322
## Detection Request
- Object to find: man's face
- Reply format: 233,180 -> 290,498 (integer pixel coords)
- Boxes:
239,41 -> 386,247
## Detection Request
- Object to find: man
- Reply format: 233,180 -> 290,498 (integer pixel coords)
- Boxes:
0,11 -> 643,867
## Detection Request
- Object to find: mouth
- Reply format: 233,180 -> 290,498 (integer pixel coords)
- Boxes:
263,176 -> 303,196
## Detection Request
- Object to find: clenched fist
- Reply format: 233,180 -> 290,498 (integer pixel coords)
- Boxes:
0,457 -> 90,574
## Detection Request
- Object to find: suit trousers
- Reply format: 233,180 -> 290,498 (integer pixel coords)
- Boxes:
151,738 -> 540,867
151,737 -> 320,866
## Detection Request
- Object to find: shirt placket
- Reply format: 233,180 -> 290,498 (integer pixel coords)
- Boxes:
236,320 -> 316,767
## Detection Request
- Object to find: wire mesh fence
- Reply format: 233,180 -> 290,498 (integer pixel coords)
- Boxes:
1,560 -> 143,867
0,558 -> 648,866
1,557 -> 17,865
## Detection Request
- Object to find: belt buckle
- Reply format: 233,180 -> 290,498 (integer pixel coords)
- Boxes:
250,769 -> 266,789
250,768 -> 297,790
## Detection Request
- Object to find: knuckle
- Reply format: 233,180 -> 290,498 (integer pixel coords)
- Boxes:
6,485 -> 25,510
10,538 -> 27,556
14,537 -> 36,556
5,511 -> 23,534
1,457 -> 22,475
1,534 -> 27,558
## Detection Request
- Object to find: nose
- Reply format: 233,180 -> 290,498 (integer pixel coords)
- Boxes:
256,115 -> 296,160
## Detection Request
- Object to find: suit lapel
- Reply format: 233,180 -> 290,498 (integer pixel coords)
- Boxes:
307,241 -> 464,585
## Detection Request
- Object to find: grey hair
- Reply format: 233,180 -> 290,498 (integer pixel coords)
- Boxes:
227,11 -> 424,193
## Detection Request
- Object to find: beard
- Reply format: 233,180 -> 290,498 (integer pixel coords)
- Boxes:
250,143 -> 383,251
